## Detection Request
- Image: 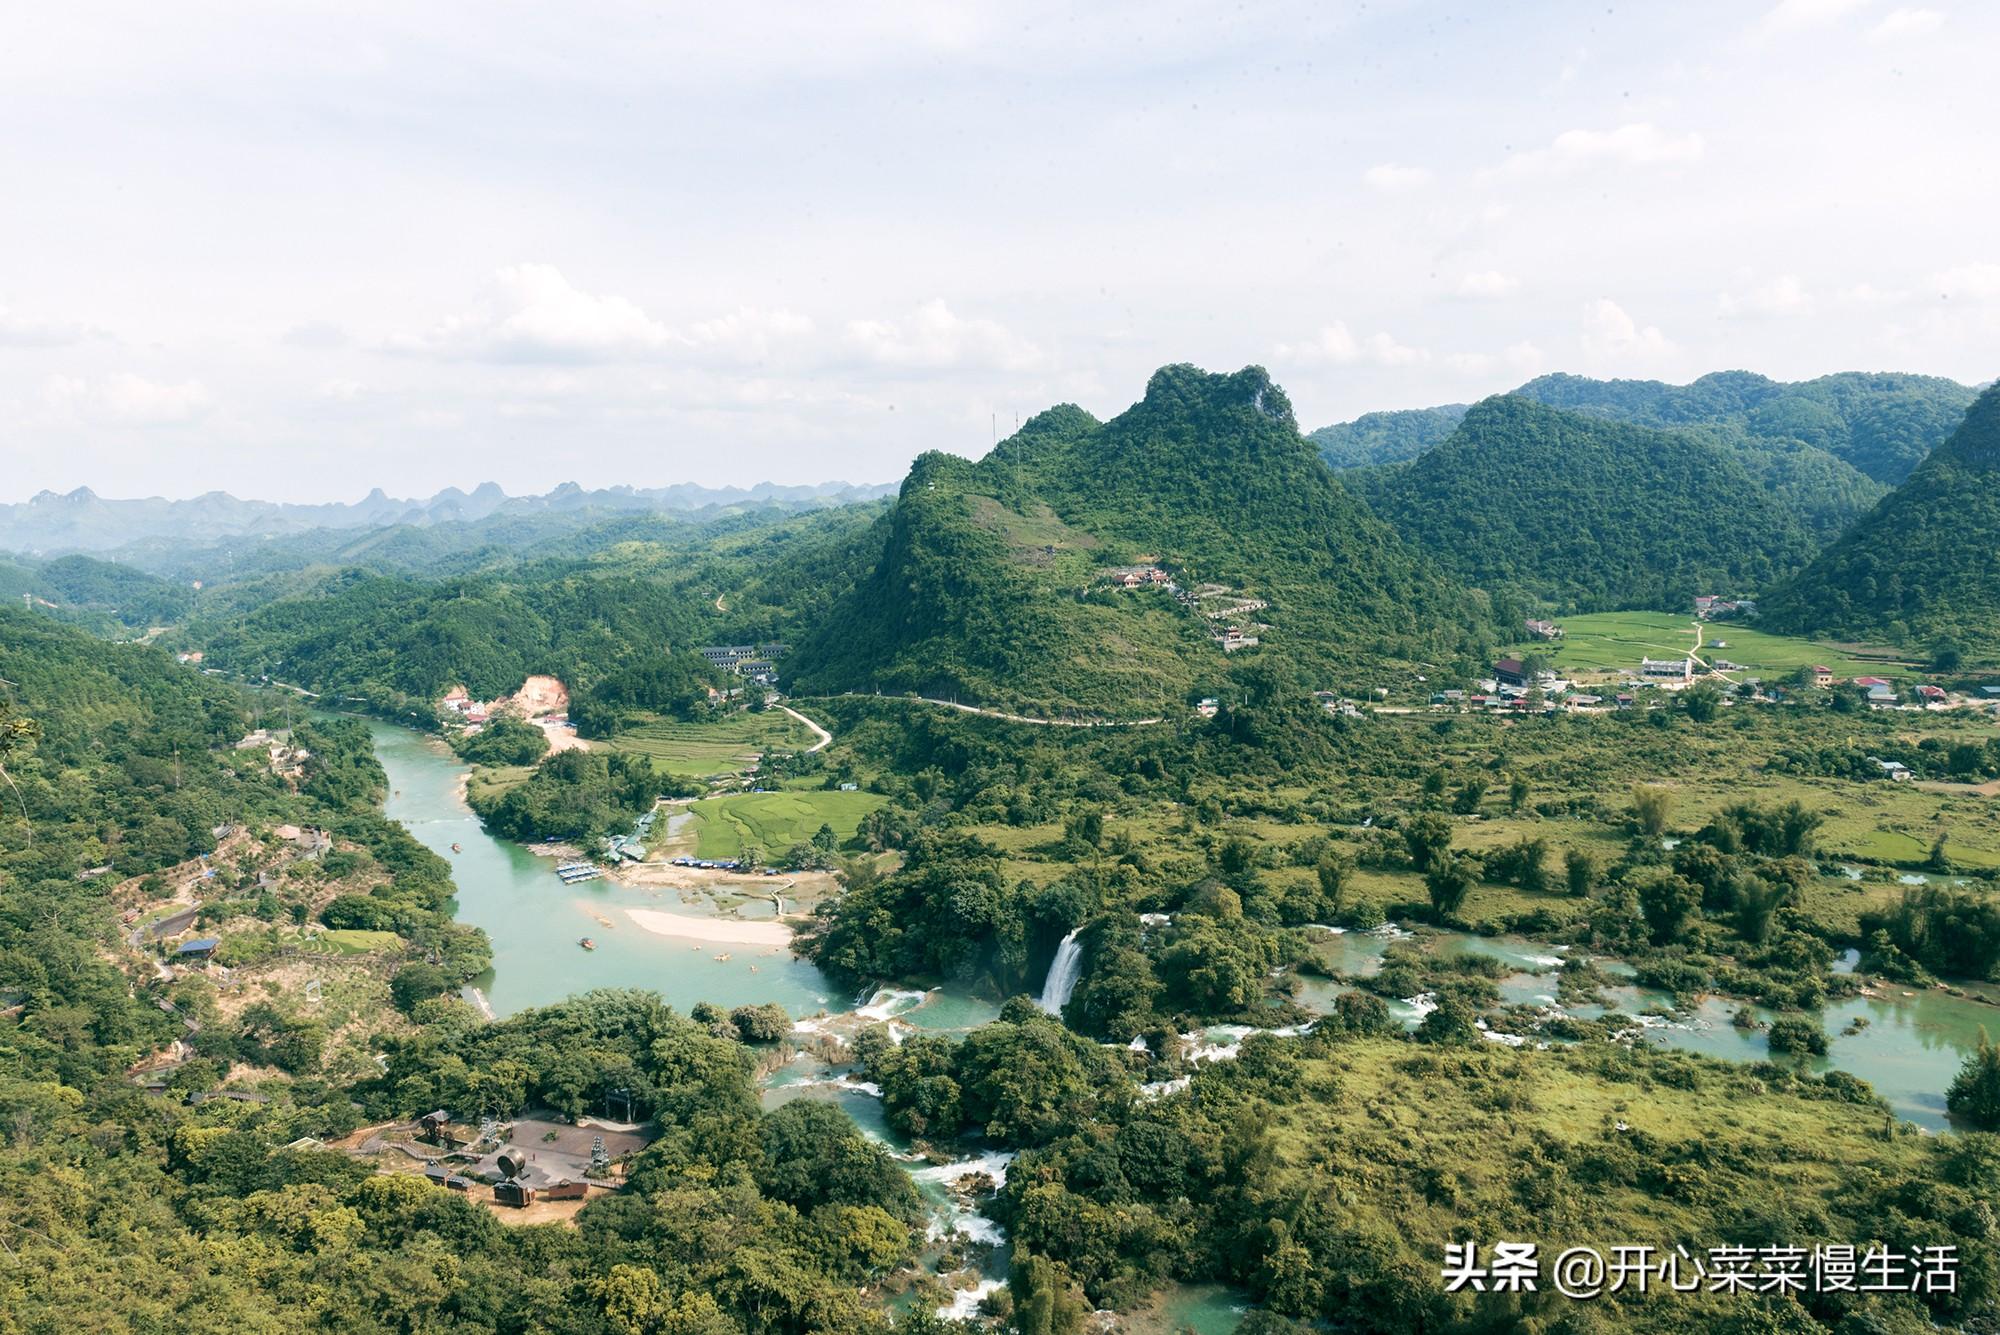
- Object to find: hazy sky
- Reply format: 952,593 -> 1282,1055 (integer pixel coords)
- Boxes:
2,0 -> 1994,502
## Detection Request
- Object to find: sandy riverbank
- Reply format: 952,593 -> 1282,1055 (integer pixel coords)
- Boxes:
623,907 -> 797,946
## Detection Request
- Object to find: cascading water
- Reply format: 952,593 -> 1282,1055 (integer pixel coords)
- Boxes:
1036,928 -> 1085,1014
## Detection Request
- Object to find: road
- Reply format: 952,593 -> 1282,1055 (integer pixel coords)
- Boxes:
778,704 -> 833,752
880,695 -> 1164,728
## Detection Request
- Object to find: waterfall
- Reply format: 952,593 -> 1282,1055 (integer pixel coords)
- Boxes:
1036,928 -> 1085,1014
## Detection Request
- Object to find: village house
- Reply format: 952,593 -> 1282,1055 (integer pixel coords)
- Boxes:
1640,657 -> 1692,681
1809,665 -> 1835,688
1493,658 -> 1531,689
1523,619 -> 1564,641
1917,684 -> 1948,705
1870,757 -> 1914,782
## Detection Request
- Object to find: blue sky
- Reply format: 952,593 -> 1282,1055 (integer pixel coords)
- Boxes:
1,0 -> 1994,501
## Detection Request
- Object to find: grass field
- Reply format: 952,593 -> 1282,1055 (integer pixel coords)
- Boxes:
1507,611 -> 1904,680
683,789 -> 887,860
607,712 -> 817,779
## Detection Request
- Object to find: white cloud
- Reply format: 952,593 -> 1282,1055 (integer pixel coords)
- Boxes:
1580,299 -> 1675,362
1445,340 -> 1545,377
1493,122 -> 1704,177
1275,323 -> 1428,367
1363,163 -> 1433,192
387,266 -> 818,366
0,300 -> 92,347
1458,271 -> 1520,298
390,263 -> 674,363
1836,282 -> 1911,306
1718,274 -> 1812,317
1871,7 -> 1945,39
315,378 -> 364,401
1932,262 -> 2000,301
1753,0 -> 1875,39
686,306 -> 815,360
844,299 -> 1040,371
45,373 -> 212,425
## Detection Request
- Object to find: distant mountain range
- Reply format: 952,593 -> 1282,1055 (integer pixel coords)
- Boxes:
0,479 -> 895,556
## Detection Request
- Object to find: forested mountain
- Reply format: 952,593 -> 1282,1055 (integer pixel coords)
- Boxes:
790,365 -> 1495,714
194,570 -> 708,713
1314,373 -> 1976,541
1762,380 -> 2000,659
1509,369 -> 1976,485
1361,395 -> 1818,613
0,552 -> 193,632
0,477 -> 893,556
1307,403 -> 1468,469
165,502 -> 886,722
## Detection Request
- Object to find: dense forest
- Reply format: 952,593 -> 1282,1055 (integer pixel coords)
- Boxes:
1762,381 -> 2000,659
1312,371 -> 1974,488
792,365 -> 1497,714
1357,396 -> 1820,613
1510,370 -> 1977,486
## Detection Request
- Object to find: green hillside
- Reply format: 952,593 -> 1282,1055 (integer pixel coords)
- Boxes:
1762,380 -> 2000,661
1363,395 -> 1819,613
1308,403 -> 1467,469
1512,369 -> 1976,485
790,365 -> 1495,715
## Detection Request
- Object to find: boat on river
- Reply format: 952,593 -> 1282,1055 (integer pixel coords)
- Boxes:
578,937 -> 596,951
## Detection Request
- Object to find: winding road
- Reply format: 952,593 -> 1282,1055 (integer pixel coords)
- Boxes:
778,704 -> 834,752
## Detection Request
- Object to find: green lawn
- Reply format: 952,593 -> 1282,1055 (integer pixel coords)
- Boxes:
1508,611 -> 1902,680
605,711 -> 817,779
684,789 -> 887,860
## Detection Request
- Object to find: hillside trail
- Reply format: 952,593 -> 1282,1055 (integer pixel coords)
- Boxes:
880,694 -> 1164,728
777,705 -> 833,752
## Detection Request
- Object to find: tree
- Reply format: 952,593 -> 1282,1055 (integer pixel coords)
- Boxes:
0,697 -> 38,829
1507,774 -> 1531,814
1948,1030 -> 2000,1130
1425,853 -> 1475,920
1315,852 -> 1355,920
1637,873 -> 1701,946
1767,1015 -> 1827,1056
1402,812 -> 1453,872
1630,784 -> 1674,838
1450,778 -> 1488,815
1009,1254 -> 1087,1335
1564,849 -> 1597,897
1680,682 -> 1723,722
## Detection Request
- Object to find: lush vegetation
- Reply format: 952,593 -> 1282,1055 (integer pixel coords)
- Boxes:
792,365 -> 1497,714
1512,369 -> 1977,486
1763,382 -> 2000,661
1360,396 -> 1821,614
469,748 -> 696,843
1309,403 -> 1468,469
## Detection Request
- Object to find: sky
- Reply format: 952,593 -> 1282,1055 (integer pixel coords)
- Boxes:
1,0 -> 1996,503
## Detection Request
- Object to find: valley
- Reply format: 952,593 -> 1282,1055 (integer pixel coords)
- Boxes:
5,366 -> 2000,1334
